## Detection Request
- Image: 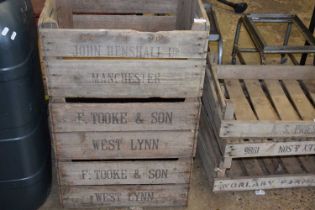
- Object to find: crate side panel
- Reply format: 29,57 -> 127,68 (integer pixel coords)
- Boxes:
46,59 -> 206,98
54,131 -> 194,160
40,30 -> 208,59
50,102 -> 200,132
58,159 -> 191,185
60,184 -> 189,208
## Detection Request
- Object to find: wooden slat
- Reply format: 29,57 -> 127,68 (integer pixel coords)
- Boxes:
38,0 -> 58,29
199,113 -> 222,169
46,59 -> 205,99
73,15 -> 176,32
176,0 -> 196,30
51,102 -> 199,132
220,120 -> 315,138
298,156 -> 315,173
54,131 -> 194,160
241,158 -> 264,176
280,157 -> 305,174
225,141 -> 315,157
283,80 -> 315,121
219,80 -> 314,138
197,138 -> 217,180
192,0 -> 210,31
55,0 -> 73,28
216,65 -> 315,80
209,64 -> 227,108
40,29 -> 208,59
266,80 -> 307,175
202,69 -> 223,132
303,80 -> 315,103
243,79 -> 274,175
225,80 -> 256,120
245,80 -> 278,120
58,159 -> 191,185
224,80 -> 265,176
213,174 -> 315,192
71,0 -> 178,14
225,159 -> 245,178
264,80 -> 300,120
61,184 -> 188,208
260,158 -> 285,175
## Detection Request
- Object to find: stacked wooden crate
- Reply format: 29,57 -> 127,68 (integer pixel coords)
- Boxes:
38,0 -> 209,207
198,60 -> 315,192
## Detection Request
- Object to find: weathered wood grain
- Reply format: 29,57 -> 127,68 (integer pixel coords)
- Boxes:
203,64 -> 315,139
216,65 -> 315,80
50,102 -> 200,132
46,59 -> 205,98
73,15 -> 177,32
71,0 -> 178,14
225,141 -> 315,157
220,121 -> 315,138
39,29 -> 208,59
53,131 -> 194,160
60,184 -> 188,208
213,175 -> 315,192
55,0 -> 73,28
58,159 -> 191,185
38,0 -> 58,28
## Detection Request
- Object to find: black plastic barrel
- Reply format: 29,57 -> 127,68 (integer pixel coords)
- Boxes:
0,0 -> 51,209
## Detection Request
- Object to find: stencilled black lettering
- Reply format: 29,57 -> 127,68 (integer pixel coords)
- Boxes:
151,112 -> 173,124
148,169 -> 168,179
75,44 -> 100,56
130,139 -> 159,151
128,192 -> 154,202
92,138 -> 122,151
244,146 -> 260,155
90,112 -> 128,125
90,72 -> 160,84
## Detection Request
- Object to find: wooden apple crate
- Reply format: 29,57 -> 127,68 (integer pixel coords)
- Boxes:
49,100 -> 200,207
38,0 -> 209,207
198,61 -> 315,192
38,0 -> 209,100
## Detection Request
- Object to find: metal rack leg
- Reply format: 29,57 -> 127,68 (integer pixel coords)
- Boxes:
281,22 -> 293,64
232,18 -> 243,64
300,6 -> 315,65
218,38 -> 223,64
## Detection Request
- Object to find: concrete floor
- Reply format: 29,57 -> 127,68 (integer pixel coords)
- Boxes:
40,0 -> 315,209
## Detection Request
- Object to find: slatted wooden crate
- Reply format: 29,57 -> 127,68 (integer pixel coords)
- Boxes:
38,0 -> 209,100
198,61 -> 315,191
50,101 -> 200,160
199,109 -> 315,192
39,0 -> 209,207
202,62 -> 315,170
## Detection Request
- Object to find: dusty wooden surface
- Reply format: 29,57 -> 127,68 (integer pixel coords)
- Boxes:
39,0 -> 315,209
40,158 -> 315,210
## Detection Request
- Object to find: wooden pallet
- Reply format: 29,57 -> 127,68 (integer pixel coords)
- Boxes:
198,121 -> 315,192
202,62 -> 315,169
198,61 -> 315,192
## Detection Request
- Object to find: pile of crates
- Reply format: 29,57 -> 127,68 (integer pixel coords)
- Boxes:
39,0 -> 209,207
198,59 -> 315,192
